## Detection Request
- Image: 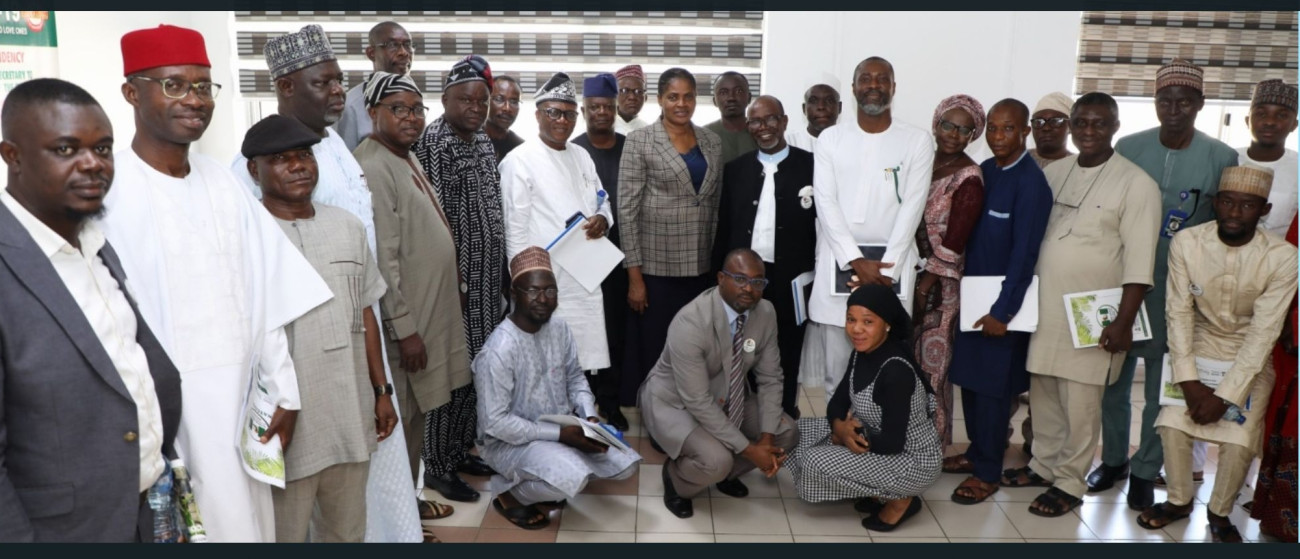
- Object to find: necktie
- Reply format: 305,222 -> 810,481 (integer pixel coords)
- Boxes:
751,161 -> 779,263
726,314 -> 747,428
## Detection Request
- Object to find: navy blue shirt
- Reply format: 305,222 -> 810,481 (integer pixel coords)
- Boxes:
681,145 -> 708,193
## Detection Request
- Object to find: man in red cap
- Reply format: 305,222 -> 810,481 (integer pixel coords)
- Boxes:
614,64 -> 650,134
98,24 -> 332,543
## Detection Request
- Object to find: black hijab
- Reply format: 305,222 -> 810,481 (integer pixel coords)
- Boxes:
847,284 -> 934,394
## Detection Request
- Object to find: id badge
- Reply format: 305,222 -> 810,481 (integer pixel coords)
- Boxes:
1162,208 -> 1188,238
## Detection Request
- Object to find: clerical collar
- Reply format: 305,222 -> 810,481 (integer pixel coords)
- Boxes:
1000,149 -> 1030,171
756,145 -> 790,167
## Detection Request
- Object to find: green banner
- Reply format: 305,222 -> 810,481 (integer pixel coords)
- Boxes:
0,12 -> 58,101
0,11 -> 57,47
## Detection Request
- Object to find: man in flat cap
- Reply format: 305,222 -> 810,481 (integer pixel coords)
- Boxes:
1136,166 -> 1297,542
353,71 -> 470,542
1089,59 -> 1239,509
1029,92 -> 1074,170
335,21 -> 413,151
473,246 -> 642,530
1238,79 -> 1298,237
486,75 -> 526,162
244,115 -> 395,542
573,72 -> 631,431
785,77 -> 842,153
500,71 -> 615,401
99,24 -> 331,542
231,24 -> 424,542
614,64 -> 650,134
411,55 -> 504,503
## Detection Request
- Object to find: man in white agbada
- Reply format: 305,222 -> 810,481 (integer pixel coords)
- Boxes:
228,25 -> 423,543
474,247 -> 641,530
805,56 -> 933,394
500,71 -> 615,372
99,24 -> 331,542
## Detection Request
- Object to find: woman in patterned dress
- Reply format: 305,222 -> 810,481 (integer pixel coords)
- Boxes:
1251,213 -> 1298,542
912,94 -> 986,452
788,284 -> 942,533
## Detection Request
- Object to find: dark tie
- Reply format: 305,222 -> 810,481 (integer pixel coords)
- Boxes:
726,314 -> 747,428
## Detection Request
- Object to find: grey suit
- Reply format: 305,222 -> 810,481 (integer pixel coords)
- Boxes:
0,203 -> 182,542
639,286 -> 796,498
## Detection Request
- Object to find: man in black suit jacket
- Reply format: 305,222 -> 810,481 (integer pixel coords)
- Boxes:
0,79 -> 182,542
713,95 -> 817,419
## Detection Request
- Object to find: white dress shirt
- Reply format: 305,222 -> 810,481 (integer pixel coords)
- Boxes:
751,146 -> 790,263
1,190 -> 164,492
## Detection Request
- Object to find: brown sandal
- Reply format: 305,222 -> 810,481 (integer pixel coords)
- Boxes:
942,454 -> 975,474
421,527 -> 442,543
951,476 -> 1000,505
418,499 -> 455,520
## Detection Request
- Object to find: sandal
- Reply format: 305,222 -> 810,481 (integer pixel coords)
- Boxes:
421,527 -> 442,543
492,496 -> 551,530
1001,466 -> 1052,488
1136,501 -> 1192,530
951,476 -> 999,505
1208,515 -> 1244,543
861,496 -> 923,532
418,499 -> 455,520
942,454 -> 975,474
1028,487 -> 1082,518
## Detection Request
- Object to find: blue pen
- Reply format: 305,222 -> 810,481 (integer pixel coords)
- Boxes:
596,189 -> 608,213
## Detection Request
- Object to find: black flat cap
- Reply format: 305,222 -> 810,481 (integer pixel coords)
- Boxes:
241,114 -> 322,159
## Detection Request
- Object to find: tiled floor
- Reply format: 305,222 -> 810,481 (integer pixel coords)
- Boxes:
422,380 -> 1267,543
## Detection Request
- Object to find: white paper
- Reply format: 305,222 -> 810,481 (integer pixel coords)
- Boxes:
959,275 -> 1039,332
538,414 -> 634,453
1062,288 -> 1153,349
1158,354 -> 1239,408
791,271 -> 815,326
546,216 -> 625,293
238,363 -> 286,488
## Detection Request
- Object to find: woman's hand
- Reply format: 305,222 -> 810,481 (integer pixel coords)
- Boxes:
830,411 -> 870,454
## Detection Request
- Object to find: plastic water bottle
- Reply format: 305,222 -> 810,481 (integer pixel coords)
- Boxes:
146,463 -> 180,543
1222,404 -> 1247,425
170,459 -> 209,543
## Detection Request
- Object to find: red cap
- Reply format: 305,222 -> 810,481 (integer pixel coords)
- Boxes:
121,24 -> 210,76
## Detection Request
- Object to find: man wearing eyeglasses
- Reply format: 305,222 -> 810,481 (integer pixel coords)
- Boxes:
500,72 -> 615,401
1028,92 -> 1074,170
640,248 -> 797,518
1089,59 -> 1239,510
705,72 -> 758,165
614,65 -> 650,134
335,22 -> 413,152
713,95 -> 816,420
486,75 -> 525,163
100,24 -> 332,542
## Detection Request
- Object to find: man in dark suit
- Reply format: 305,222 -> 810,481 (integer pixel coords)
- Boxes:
714,95 -> 817,419
0,78 -> 182,542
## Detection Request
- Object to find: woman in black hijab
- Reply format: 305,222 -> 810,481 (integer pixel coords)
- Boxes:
786,284 -> 942,532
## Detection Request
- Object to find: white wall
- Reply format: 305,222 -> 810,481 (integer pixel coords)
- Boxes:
56,11 -> 242,164
763,11 -> 1082,159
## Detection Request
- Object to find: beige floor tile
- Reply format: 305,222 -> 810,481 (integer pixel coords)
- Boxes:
556,494 -> 638,533
639,464 -> 665,496
783,498 -> 868,536
1023,538 -> 1106,543
636,495 -> 715,534
797,398 -> 816,419
425,526 -> 478,543
555,530 -> 636,543
475,528 -> 558,543
636,532 -> 716,543
632,436 -> 668,465
710,497 -> 792,535
715,534 -> 795,543
998,502 -> 1098,540
1076,503 -> 1175,541
419,489 -> 490,528
583,469 -> 640,496
870,536 -> 950,543
951,420 -> 970,444
921,472 -> 966,502
803,384 -> 826,400
927,500 -> 1021,539
707,468 -> 784,499
947,538 -> 1026,543
776,468 -> 799,498
792,535 -> 873,543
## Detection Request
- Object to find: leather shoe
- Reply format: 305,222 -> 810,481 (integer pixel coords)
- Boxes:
602,406 -> 630,432
661,464 -> 694,518
457,455 -> 496,477
424,471 -> 480,502
1127,474 -> 1155,511
1086,461 -> 1129,492
715,477 -> 749,498
649,437 -> 666,455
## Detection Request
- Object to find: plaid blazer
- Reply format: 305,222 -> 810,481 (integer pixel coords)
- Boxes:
617,120 -> 723,277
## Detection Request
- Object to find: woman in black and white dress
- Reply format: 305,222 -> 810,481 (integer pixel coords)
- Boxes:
787,284 -> 942,532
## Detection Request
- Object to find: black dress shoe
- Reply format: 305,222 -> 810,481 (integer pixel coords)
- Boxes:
661,464 -> 694,518
1085,461 -> 1129,492
456,455 -> 496,477
649,437 -> 666,455
602,406 -> 630,432
1127,474 -> 1155,511
715,477 -> 749,498
424,471 -> 480,502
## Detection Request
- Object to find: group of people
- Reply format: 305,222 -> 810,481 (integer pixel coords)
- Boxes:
0,17 -> 1296,545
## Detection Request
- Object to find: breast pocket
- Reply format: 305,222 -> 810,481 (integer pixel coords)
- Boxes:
322,260 -> 366,351
1233,285 -> 1262,317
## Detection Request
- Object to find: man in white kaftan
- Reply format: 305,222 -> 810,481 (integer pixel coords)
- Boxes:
806,57 -> 933,394
500,72 -> 615,372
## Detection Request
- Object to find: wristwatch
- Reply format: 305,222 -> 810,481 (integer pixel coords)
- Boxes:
374,383 -> 394,397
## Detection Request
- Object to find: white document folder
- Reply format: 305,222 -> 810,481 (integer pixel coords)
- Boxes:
546,216 -> 625,293
959,275 -> 1040,332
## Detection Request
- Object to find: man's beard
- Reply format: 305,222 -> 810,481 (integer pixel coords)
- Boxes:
859,101 -> 890,116
69,205 -> 107,222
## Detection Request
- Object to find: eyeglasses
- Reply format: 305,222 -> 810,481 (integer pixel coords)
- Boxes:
375,40 -> 415,53
720,269 -> 770,291
378,103 -> 428,120
1031,116 -> 1069,130
938,119 -> 975,137
746,115 -> 783,130
541,107 -> 580,122
129,75 -> 222,100
619,87 -> 646,96
514,287 -> 558,299
491,95 -> 521,108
